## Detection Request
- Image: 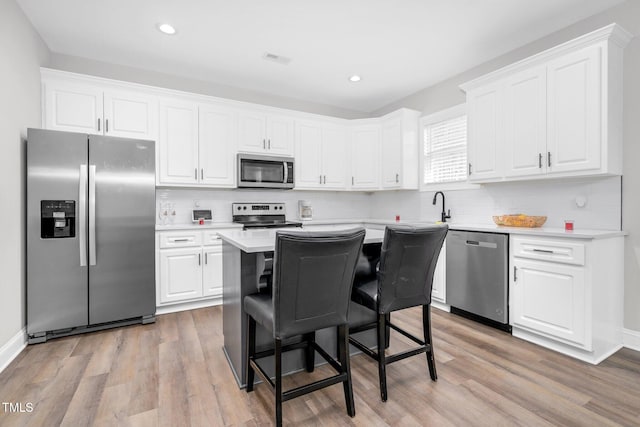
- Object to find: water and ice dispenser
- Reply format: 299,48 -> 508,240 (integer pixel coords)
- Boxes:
40,200 -> 75,239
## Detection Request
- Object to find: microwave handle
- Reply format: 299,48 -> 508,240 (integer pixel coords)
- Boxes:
283,161 -> 288,183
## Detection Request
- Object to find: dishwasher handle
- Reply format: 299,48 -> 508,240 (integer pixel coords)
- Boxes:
465,240 -> 498,249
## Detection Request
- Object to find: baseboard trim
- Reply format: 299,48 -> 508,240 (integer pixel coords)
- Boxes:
623,328 -> 640,352
156,297 -> 222,316
0,328 -> 27,374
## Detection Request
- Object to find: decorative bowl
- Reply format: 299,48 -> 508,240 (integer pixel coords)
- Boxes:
492,214 -> 547,228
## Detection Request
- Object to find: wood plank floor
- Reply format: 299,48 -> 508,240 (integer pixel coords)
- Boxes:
1,306 -> 639,426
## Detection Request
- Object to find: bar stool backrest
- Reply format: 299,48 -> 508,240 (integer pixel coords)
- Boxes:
377,225 -> 448,314
273,228 -> 365,339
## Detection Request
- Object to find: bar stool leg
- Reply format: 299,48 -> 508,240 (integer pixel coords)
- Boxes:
377,313 -> 388,402
305,331 -> 316,373
338,324 -> 356,417
275,338 -> 283,427
246,316 -> 256,392
423,305 -> 437,381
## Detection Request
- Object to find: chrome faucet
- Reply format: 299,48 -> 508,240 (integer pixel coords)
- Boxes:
432,191 -> 451,223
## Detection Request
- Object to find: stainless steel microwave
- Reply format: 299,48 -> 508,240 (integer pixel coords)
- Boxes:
237,154 -> 294,189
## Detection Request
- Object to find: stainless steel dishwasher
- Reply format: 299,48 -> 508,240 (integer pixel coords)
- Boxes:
446,230 -> 510,331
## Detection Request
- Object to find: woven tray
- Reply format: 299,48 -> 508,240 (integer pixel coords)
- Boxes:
493,214 -> 547,228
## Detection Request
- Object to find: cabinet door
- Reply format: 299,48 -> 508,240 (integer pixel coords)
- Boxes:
159,248 -> 203,303
267,115 -> 294,155
381,118 -> 403,188
322,125 -> 348,189
504,67 -> 547,178
431,242 -> 446,303
467,83 -> 503,181
158,99 -> 199,184
350,125 -> 381,189
238,112 -> 267,153
546,45 -> 602,174
199,105 -> 236,186
44,81 -> 103,135
103,91 -> 158,140
512,258 -> 587,349
203,245 -> 223,298
295,121 -> 323,189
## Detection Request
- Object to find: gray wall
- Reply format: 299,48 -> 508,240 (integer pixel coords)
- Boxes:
0,1 -> 50,347
374,0 -> 640,331
48,53 -> 368,120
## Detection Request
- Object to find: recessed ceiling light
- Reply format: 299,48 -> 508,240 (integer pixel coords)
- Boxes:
157,23 -> 176,35
349,75 -> 362,82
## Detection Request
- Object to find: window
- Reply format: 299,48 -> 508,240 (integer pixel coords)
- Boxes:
422,105 -> 467,185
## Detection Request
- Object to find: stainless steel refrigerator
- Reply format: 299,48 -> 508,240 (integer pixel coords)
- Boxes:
27,128 -> 156,344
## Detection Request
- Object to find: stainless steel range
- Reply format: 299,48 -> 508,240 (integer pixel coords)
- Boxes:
232,203 -> 302,229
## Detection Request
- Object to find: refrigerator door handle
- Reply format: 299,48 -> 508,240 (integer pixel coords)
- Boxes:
89,165 -> 97,266
79,165 -> 88,267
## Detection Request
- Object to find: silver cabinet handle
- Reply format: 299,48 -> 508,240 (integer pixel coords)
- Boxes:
97,118 -> 101,132
468,163 -> 472,175
263,139 -> 266,149
539,153 -> 542,168
195,168 -> 198,180
79,164 -> 88,267
352,176 -> 354,185
323,175 -> 326,184
268,139 -> 271,149
173,238 -> 190,242
532,248 -> 555,254
319,175 -> 322,184
205,252 -> 208,264
547,152 -> 551,167
396,173 -> 399,183
514,266 -> 517,282
88,165 -> 97,266
105,119 -> 109,133
201,168 -> 204,180
198,253 -> 201,266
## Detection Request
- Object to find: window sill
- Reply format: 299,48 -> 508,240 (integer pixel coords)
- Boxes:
420,181 -> 481,192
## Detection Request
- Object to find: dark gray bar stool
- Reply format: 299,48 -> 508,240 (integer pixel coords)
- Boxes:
244,228 -> 365,427
349,224 -> 448,402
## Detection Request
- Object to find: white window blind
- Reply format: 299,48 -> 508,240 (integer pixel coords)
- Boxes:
424,115 -> 467,184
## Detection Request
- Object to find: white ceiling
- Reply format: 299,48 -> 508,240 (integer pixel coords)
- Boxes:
18,0 -> 624,113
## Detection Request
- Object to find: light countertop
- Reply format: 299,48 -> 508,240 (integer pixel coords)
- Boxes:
156,222 -> 242,231
217,227 -> 386,253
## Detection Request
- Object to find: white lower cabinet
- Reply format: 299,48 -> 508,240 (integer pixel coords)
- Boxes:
157,229 -> 229,307
431,242 -> 447,304
510,234 -> 623,364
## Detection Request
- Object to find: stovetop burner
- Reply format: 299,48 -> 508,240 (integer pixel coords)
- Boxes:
232,203 -> 302,230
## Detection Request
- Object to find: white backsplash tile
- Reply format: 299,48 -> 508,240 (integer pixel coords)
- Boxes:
157,176 -> 622,231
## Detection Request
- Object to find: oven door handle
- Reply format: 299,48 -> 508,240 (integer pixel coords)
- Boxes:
283,161 -> 288,184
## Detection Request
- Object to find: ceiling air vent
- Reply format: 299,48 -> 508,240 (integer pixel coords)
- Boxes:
262,52 -> 291,65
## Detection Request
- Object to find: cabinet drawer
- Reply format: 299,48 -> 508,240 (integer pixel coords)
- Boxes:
159,231 -> 202,248
512,236 -> 585,266
203,230 -> 224,246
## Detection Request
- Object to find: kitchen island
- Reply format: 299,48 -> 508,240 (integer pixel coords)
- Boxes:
218,227 -> 384,387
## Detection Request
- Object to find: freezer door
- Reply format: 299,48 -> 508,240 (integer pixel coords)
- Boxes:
27,129 -> 89,335
88,135 -> 156,324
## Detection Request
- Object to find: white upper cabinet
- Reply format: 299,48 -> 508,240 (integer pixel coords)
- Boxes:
43,75 -> 158,140
238,111 -> 293,156
159,97 -> 236,187
199,105 -> 236,186
461,24 -> 631,183
546,45 -> 601,174
466,82 -> 503,182
504,66 -> 547,178
350,124 -> 381,190
380,109 -> 420,190
159,99 -> 199,185
295,120 -> 347,190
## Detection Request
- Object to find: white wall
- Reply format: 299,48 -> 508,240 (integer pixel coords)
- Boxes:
0,1 -> 50,349
371,177 -> 621,230
157,188 -> 371,225
373,0 -> 640,331
48,53 -> 368,120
